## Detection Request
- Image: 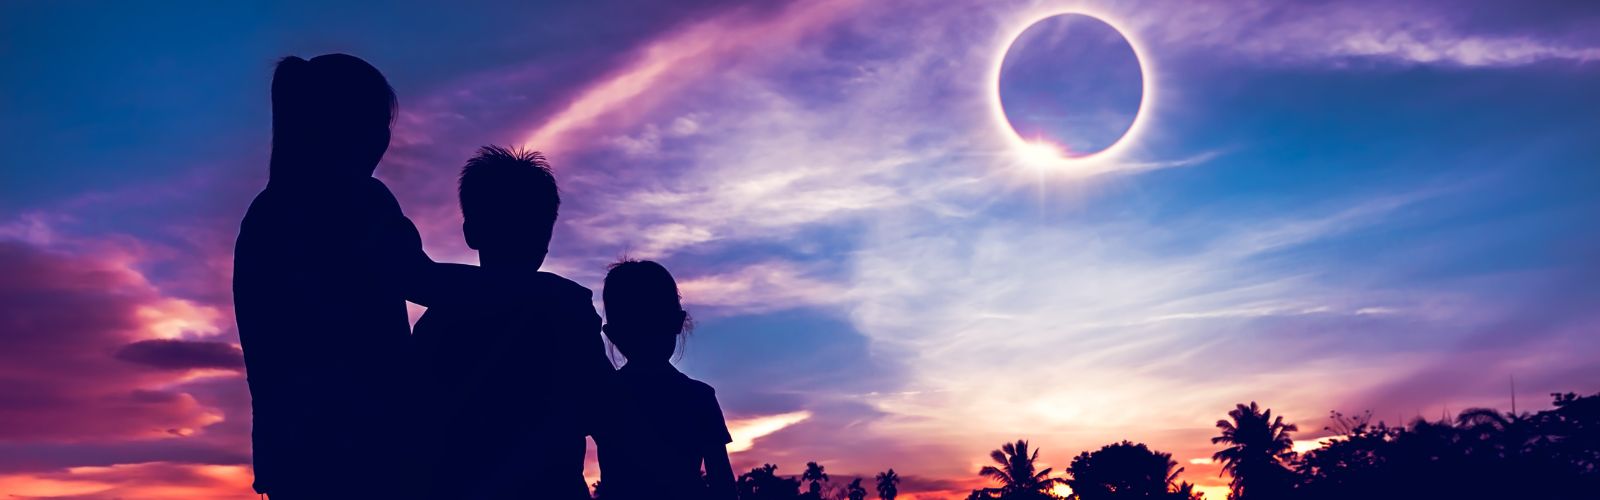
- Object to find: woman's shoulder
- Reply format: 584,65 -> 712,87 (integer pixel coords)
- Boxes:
243,177 -> 401,220
358,177 -> 403,212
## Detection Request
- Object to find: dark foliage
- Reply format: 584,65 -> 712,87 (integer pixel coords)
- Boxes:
1065,441 -> 1198,500
1211,402 -> 1297,500
875,468 -> 900,500
846,477 -> 868,500
739,464 -> 802,500
653,392 -> 1600,500
1294,392 -> 1600,500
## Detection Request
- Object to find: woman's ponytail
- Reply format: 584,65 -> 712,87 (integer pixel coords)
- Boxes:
269,56 -> 311,180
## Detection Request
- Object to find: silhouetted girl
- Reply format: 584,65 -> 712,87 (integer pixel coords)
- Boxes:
597,260 -> 736,500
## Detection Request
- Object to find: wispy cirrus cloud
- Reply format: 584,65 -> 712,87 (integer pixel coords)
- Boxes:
520,0 -> 859,156
678,261 -> 847,316
1326,30 -> 1600,67
1112,0 -> 1600,67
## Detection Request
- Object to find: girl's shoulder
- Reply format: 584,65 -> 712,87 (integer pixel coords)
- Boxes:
677,374 -> 719,402
619,366 -> 717,398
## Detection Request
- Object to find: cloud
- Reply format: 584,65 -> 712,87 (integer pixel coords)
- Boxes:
678,261 -> 847,316
0,236 -> 233,444
728,411 -> 812,453
833,190 -> 1466,480
1327,30 -> 1600,66
114,340 -> 244,372
0,462 -> 252,500
519,0 -> 858,156
1123,0 -> 1600,67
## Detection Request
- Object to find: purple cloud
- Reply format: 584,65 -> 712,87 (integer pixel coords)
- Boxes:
115,339 -> 244,372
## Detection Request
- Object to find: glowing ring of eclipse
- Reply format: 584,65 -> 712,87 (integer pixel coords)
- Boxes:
990,8 -> 1152,166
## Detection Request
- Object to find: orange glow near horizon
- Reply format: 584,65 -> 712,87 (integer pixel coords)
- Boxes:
0,463 -> 255,500
1292,437 -> 1336,454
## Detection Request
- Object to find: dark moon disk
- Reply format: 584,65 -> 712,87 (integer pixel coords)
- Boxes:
998,13 -> 1144,159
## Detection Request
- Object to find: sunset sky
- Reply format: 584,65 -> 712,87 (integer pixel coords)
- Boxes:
3,0 -> 1600,498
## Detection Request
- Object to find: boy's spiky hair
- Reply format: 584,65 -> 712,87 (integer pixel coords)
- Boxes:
458,145 -> 559,223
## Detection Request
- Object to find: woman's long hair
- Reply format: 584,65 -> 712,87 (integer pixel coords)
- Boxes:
269,54 -> 397,185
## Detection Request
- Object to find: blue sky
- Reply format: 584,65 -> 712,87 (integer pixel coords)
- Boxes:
2,0 -> 1598,497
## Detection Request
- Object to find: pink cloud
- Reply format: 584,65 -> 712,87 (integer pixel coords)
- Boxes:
0,237 -> 235,444
520,0 -> 860,156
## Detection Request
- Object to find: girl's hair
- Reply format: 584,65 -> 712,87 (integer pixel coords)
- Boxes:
603,259 -> 694,356
269,54 -> 398,184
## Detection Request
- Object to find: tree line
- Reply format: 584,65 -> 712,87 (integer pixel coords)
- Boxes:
594,390 -> 1600,499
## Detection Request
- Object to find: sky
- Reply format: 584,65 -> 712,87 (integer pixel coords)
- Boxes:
2,0 -> 1599,498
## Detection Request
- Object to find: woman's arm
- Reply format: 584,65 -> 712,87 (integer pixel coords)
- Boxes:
703,444 -> 737,500
359,178 -> 484,308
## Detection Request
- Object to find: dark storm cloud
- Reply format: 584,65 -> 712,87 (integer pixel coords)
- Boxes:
115,339 -> 244,371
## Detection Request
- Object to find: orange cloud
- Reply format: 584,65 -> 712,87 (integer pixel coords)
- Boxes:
727,410 -> 812,453
0,462 -> 253,500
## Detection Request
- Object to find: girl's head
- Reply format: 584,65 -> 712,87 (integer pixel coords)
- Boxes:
602,260 -> 690,365
269,54 -> 397,184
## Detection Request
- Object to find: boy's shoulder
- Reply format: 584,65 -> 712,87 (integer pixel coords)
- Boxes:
448,269 -> 598,326
501,271 -> 596,313
527,271 -> 592,299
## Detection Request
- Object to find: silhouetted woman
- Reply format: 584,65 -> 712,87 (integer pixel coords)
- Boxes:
596,260 -> 737,500
234,54 -> 460,498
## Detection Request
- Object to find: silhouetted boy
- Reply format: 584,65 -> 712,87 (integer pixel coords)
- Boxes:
411,146 -> 609,499
596,260 -> 736,500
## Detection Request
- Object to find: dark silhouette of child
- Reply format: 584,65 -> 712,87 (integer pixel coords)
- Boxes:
410,146 -> 609,500
234,54 -> 479,499
596,260 -> 737,500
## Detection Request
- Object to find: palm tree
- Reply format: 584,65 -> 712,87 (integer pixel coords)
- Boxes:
1171,481 -> 1203,500
979,440 -> 1064,499
875,468 -> 900,500
1212,402 -> 1298,500
846,478 -> 868,500
802,462 -> 830,497
1457,407 -> 1540,457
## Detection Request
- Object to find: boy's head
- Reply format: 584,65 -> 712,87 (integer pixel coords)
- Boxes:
602,259 -> 690,365
459,145 -> 560,269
